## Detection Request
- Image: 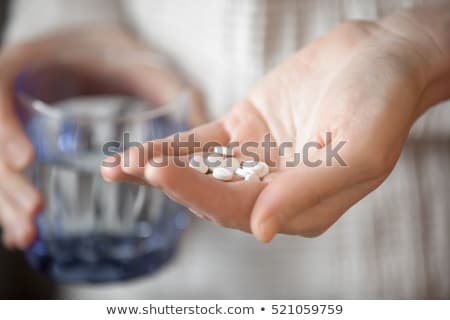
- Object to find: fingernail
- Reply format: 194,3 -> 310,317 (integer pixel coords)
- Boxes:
255,216 -> 278,243
100,166 -> 116,182
101,173 -> 114,183
102,155 -> 121,168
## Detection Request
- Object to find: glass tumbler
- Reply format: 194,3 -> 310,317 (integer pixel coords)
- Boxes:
14,51 -> 190,283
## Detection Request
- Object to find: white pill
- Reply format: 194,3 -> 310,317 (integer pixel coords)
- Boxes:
235,167 -> 249,178
245,173 -> 260,182
213,146 -> 234,157
206,153 -> 224,168
238,164 -> 258,177
222,157 -> 240,171
243,161 -> 269,178
242,160 -> 258,168
189,155 -> 208,174
255,161 -> 270,177
212,167 -> 233,181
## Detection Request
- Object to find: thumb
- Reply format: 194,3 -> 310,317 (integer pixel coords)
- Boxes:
250,142 -> 356,242
0,86 -> 34,170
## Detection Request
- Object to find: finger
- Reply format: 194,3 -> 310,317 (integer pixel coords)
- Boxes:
0,164 -> 41,249
144,154 -> 265,231
104,120 -> 229,182
279,177 -> 383,237
0,191 -> 37,249
101,156 -> 148,184
0,163 -> 42,216
0,87 -> 34,170
250,144 -> 367,242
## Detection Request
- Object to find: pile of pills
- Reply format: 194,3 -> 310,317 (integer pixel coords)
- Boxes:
189,146 -> 269,182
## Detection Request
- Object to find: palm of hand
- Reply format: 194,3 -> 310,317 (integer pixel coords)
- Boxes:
103,21 -> 425,242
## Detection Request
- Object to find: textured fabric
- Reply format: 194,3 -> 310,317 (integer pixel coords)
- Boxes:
122,0 -> 450,137
2,0 -> 449,298
3,0 -> 122,41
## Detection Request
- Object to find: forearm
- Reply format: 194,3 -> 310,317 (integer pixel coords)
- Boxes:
379,5 -> 450,115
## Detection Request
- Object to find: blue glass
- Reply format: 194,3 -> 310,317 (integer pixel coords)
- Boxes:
15,57 -> 190,283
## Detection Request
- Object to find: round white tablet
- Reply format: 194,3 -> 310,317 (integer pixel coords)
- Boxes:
189,155 -> 208,174
206,153 -> 224,168
213,146 -> 234,157
212,167 -> 233,181
235,167 -> 249,178
254,161 -> 270,177
245,173 -> 260,182
242,160 -> 269,178
222,157 -> 240,172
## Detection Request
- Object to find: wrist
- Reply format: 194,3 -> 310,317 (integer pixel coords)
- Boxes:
378,6 -> 450,116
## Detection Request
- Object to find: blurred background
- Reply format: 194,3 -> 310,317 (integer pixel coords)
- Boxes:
0,0 -> 449,299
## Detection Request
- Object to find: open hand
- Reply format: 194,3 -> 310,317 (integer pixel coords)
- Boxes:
102,13 -> 448,242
